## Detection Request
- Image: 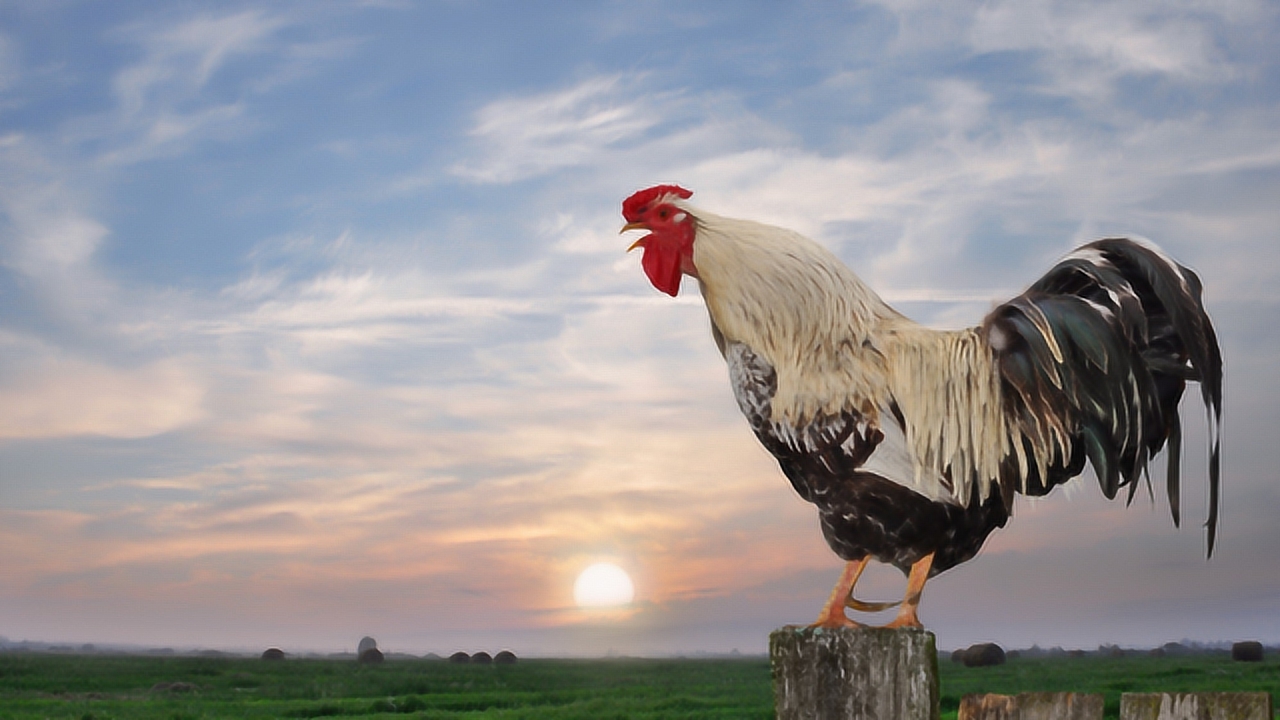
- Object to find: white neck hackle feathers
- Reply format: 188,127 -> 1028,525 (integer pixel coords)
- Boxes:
682,202 -> 1046,505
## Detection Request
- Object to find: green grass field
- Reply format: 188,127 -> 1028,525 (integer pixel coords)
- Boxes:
0,650 -> 1275,719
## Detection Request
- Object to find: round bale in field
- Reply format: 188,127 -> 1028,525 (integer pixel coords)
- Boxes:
471,651 -> 493,665
359,647 -> 385,664
261,647 -> 286,660
358,636 -> 378,655
494,650 -> 517,665
1232,641 -> 1264,662
962,643 -> 1006,667
449,651 -> 470,664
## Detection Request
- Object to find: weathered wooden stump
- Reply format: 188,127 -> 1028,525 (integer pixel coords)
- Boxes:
960,692 -> 1103,719
1120,692 -> 1273,720
960,693 -> 1017,720
770,626 -> 938,720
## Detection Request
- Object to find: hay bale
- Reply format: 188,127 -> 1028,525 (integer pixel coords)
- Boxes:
449,651 -> 470,664
494,650 -> 517,665
359,648 -> 384,664
261,647 -> 286,660
962,643 -> 1006,667
358,636 -> 378,655
471,651 -> 493,665
1232,641 -> 1264,662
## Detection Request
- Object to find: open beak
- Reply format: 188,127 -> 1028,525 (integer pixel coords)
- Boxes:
621,222 -> 648,252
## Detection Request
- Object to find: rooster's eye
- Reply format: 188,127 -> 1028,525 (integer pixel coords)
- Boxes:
659,209 -> 669,219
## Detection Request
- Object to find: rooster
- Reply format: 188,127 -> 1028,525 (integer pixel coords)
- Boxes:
621,184 -> 1222,629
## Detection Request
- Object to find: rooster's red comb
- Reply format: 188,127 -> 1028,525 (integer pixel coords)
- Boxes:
622,184 -> 693,221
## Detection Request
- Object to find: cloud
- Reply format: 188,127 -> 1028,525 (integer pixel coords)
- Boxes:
868,0 -> 1268,105
0,135 -> 108,277
969,1 -> 1234,78
90,11 -> 283,162
0,332 -> 205,439
88,8 -> 352,165
452,75 -> 676,183
112,9 -> 285,112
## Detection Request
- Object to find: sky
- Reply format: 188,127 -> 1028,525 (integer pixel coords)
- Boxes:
1,1 -> 1278,658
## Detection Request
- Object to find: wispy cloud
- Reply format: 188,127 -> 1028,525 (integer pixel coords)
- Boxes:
0,135 -> 107,277
969,1 -> 1236,79
0,336 -> 204,440
452,75 -> 676,183
93,10 -> 285,163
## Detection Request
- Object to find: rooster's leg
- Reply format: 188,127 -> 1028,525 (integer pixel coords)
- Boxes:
812,557 -> 870,628
884,552 -> 934,629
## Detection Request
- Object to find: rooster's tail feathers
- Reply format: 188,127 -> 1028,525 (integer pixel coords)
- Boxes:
984,238 -> 1222,555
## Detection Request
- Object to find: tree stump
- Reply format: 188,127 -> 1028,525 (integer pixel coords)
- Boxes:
770,625 -> 938,720
1120,692 -> 1273,720
960,693 -> 1017,720
960,692 -> 1103,719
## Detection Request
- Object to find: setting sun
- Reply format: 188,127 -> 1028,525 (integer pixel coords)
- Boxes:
573,563 -> 635,608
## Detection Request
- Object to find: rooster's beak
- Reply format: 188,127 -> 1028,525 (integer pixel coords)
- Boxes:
621,222 -> 648,252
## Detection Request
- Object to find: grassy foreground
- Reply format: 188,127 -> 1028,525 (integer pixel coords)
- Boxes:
0,651 -> 1276,719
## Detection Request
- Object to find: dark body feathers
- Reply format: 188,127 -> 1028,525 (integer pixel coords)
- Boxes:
726,340 -> 1009,576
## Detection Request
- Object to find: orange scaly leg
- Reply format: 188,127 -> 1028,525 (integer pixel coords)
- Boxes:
811,557 -> 870,628
884,552 -> 934,629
